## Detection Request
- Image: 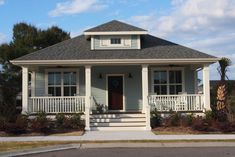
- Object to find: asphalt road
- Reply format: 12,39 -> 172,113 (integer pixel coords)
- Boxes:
19,147 -> 235,157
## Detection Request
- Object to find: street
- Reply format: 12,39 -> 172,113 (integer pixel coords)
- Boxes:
20,147 -> 235,157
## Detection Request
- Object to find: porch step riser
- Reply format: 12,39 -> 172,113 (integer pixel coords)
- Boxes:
91,118 -> 146,122
91,122 -> 146,127
90,114 -> 145,119
91,127 -> 147,131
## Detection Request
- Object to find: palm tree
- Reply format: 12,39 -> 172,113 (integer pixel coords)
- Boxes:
216,57 -> 232,120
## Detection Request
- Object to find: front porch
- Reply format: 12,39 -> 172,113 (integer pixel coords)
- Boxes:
21,64 -> 211,130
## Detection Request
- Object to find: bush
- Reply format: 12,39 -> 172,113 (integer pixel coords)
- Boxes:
55,113 -> 66,128
205,110 -> 215,123
185,114 -> 194,126
0,116 -> 7,131
170,112 -> 181,126
30,112 -> 52,133
150,110 -> 162,128
192,116 -> 212,132
55,113 -> 83,130
5,115 -> 28,134
70,113 -> 82,129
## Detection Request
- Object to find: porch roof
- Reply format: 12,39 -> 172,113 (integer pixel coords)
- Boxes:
12,34 -> 218,63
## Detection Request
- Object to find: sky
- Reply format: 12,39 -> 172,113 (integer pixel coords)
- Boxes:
0,0 -> 234,80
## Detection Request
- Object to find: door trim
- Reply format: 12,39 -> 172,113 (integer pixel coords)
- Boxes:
106,74 -> 125,112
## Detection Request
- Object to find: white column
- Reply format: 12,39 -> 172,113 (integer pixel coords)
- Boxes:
194,70 -> 198,94
31,71 -> 36,97
142,65 -> 151,130
85,65 -> 91,131
22,67 -> 29,114
203,65 -> 211,111
142,64 -> 149,113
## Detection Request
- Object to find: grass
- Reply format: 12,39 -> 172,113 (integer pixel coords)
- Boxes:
152,131 -> 193,135
2,139 -> 235,152
0,131 -> 84,137
0,141 -> 77,152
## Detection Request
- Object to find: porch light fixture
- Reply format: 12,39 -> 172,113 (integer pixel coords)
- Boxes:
98,73 -> 103,79
128,73 -> 133,78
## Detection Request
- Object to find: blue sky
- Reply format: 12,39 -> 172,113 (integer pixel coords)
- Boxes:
0,0 -> 234,80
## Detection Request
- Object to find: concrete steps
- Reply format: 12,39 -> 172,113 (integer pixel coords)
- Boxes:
90,113 -> 147,131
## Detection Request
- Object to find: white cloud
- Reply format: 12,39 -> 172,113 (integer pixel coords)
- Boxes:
0,0 -> 4,5
130,0 -> 235,80
0,33 -> 6,44
49,0 -> 107,17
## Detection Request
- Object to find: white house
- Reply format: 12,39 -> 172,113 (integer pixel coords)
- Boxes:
11,20 -> 219,131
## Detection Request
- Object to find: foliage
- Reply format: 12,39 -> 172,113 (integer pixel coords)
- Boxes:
217,57 -> 232,81
0,116 -> 7,131
30,112 -> 52,133
215,57 -> 232,121
5,115 -> 28,134
55,113 -> 83,130
96,104 -> 105,113
0,23 -> 70,119
204,110 -> 215,123
185,114 -> 194,126
70,113 -> 82,129
170,112 -> 181,126
55,113 -> 66,128
150,109 -> 162,128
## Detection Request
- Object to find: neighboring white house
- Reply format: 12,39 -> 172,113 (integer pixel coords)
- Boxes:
11,20 -> 219,131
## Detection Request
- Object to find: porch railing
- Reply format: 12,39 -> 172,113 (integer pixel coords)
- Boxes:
148,94 -> 204,112
28,96 -> 86,113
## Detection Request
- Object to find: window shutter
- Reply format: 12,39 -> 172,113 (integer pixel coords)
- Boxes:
124,37 -> 131,46
101,37 -> 108,46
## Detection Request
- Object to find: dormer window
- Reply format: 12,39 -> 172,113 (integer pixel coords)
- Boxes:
110,38 -> 121,44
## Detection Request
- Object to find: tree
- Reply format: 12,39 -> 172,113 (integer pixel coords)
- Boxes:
0,22 -> 70,120
216,57 -> 232,121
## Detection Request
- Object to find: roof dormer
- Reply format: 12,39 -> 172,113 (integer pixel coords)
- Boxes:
84,20 -> 147,50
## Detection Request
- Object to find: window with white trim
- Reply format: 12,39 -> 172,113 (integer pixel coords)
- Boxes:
152,69 -> 183,95
47,70 -> 78,96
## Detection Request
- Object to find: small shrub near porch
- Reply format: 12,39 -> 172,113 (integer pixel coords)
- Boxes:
0,112 -> 84,136
151,110 -> 235,134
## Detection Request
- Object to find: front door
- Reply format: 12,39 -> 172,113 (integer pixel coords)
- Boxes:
108,75 -> 123,110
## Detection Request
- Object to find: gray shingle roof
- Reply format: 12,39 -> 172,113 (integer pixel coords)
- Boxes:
14,34 -> 216,61
84,20 -> 146,32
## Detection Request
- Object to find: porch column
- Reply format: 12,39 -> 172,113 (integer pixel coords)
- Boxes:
142,65 -> 151,130
85,65 -> 91,131
203,64 -> 211,111
22,67 -> 29,114
142,64 -> 148,113
31,71 -> 36,97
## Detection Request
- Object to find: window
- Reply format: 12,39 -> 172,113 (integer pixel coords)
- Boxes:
47,69 -> 78,96
152,69 -> 183,95
63,72 -> 76,96
110,38 -> 121,44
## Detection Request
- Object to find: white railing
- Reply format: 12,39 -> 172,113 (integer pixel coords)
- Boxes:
28,96 -> 86,113
148,94 -> 204,112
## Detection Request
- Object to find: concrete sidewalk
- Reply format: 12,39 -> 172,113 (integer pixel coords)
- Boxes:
1,131 -> 235,142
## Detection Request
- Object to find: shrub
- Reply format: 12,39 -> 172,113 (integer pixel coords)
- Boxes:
55,113 -> 66,128
5,115 -> 28,134
0,116 -> 7,131
205,110 -> 215,123
70,113 -> 82,129
170,112 -> 181,126
185,114 -> 194,126
150,110 -> 162,128
30,112 -> 52,133
55,113 -> 83,130
192,116 -> 210,132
